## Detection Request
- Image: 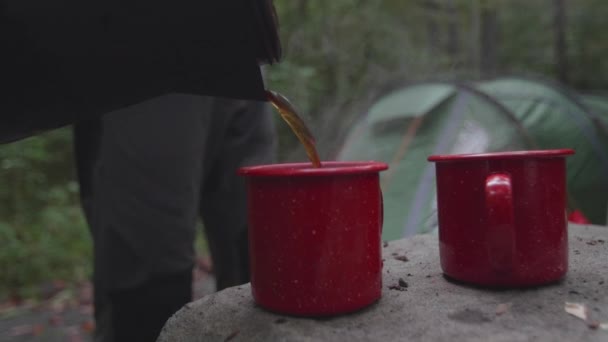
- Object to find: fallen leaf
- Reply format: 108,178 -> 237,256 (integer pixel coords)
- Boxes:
393,255 -> 409,262
9,293 -> 23,306
495,303 -> 512,316
388,278 -> 409,291
388,285 -> 406,291
32,324 -> 44,336
565,302 -> 588,321
565,302 -> 608,329
81,320 -> 95,333
383,241 -> 389,248
54,279 -> 67,288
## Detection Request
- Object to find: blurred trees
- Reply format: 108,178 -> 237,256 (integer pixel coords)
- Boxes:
267,0 -> 608,159
0,130 -> 90,298
1,0 -> 607,297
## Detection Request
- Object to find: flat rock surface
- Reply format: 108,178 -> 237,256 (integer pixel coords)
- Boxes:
158,224 -> 608,342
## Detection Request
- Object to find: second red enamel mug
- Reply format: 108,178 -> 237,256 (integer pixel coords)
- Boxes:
428,149 -> 574,287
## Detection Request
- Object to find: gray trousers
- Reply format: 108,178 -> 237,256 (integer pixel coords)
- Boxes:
74,94 -> 276,341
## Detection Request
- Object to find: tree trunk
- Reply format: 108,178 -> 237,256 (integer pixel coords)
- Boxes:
446,0 -> 460,61
298,0 -> 308,19
554,0 -> 569,84
425,0 -> 440,53
470,0 -> 480,76
479,2 -> 498,77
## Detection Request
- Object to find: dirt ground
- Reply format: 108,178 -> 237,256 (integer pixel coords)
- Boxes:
0,265 -> 216,342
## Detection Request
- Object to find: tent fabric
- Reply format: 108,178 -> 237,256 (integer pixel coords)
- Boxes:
366,84 -> 454,124
477,77 -> 608,224
337,82 -> 530,241
582,94 -> 608,134
337,77 -> 608,241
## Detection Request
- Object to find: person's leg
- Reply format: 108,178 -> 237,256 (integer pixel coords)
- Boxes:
72,119 -> 102,225
72,121 -> 113,342
108,268 -> 192,342
90,94 -> 212,341
199,99 -> 277,290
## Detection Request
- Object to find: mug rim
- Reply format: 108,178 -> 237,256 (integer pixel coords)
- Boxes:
428,149 -> 575,162
238,161 -> 388,177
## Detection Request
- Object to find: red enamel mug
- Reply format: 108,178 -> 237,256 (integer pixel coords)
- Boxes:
238,161 -> 388,316
428,149 -> 575,287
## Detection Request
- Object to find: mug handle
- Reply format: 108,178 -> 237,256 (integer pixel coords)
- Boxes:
485,173 -> 515,273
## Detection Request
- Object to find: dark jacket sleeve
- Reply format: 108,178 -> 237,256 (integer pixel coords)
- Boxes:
0,0 -> 281,143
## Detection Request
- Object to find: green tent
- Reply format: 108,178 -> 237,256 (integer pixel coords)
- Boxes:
581,94 -> 608,134
337,82 -> 530,240
337,77 -> 608,241
477,77 -> 608,224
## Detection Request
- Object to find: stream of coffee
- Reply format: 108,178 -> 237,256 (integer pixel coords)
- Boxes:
266,90 -> 322,168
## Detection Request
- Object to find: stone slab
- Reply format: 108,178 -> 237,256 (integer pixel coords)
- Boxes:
158,224 -> 608,342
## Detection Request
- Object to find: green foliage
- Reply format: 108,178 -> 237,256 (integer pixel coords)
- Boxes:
0,128 -> 91,300
0,204 -> 91,300
569,0 -> 608,89
0,129 -> 76,223
268,0 -> 608,160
